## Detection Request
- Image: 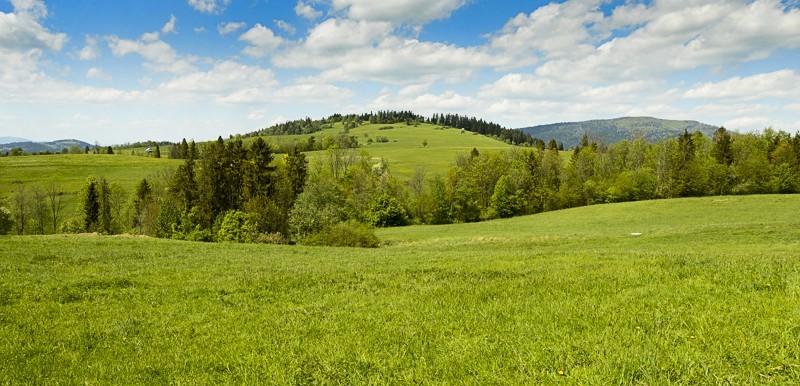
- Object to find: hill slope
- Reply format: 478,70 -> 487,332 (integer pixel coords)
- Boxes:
518,117 -> 718,148
0,137 -> 30,145
0,139 -> 93,154
1,195 -> 799,383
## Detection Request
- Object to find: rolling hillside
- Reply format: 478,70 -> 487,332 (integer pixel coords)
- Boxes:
518,117 -> 718,148
0,139 -> 94,154
1,195 -> 798,383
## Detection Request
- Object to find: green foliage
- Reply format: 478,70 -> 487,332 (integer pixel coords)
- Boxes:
216,210 -> 255,243
0,206 -> 12,235
363,194 -> 408,228
488,175 -> 519,219
299,220 -> 380,248
81,176 -> 100,232
288,178 -> 349,239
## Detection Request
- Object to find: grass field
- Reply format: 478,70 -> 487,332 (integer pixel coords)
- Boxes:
0,154 -> 182,214
1,195 -> 799,383
256,122 -> 513,180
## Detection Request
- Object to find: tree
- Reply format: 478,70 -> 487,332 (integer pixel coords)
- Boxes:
106,146 -> 114,155
712,126 -> 734,166
11,184 -> 29,234
154,144 -> 161,159
30,187 -> 48,234
82,176 -> 100,232
489,175 -> 520,219
363,194 -> 408,228
45,181 -> 65,233
132,178 -> 154,235
0,206 -> 12,235
245,137 -> 275,201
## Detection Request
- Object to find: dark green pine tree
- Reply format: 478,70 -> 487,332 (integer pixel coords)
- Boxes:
712,126 -> 734,166
82,176 -> 100,232
284,145 -> 308,206
154,144 -> 161,159
245,137 -> 276,201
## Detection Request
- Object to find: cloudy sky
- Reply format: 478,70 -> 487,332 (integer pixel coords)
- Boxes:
1,0 -> 799,144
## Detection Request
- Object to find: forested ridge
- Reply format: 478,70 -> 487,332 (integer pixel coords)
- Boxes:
2,111 -> 799,247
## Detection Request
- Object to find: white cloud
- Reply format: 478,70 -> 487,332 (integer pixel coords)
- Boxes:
295,1 -> 322,20
239,24 -> 283,58
162,15 -> 178,35
86,67 -> 112,82
187,0 -> 231,14
248,109 -> 267,120
685,70 -> 800,101
76,36 -> 100,61
274,20 -> 296,35
9,0 -> 48,19
332,0 -> 469,25
107,34 -> 197,74
302,19 -> 393,54
194,27 -> 207,33
0,8 -> 68,52
158,61 -> 278,103
490,0 -> 603,62
370,90 -> 479,115
218,21 -> 247,36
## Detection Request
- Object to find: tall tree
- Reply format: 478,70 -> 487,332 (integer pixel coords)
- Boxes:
82,176 -> 100,232
45,181 -> 65,233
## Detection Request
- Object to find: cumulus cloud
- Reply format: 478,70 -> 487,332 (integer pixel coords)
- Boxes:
107,33 -> 197,74
76,36 -> 100,61
295,1 -> 322,20
162,15 -> 178,34
187,0 -> 231,14
239,24 -> 283,58
9,0 -> 48,19
332,0 -> 469,25
218,21 -> 247,36
275,20 -> 297,35
685,70 -> 800,101
86,67 -> 112,82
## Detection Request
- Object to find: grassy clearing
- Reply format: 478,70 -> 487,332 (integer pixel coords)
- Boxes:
1,195 -> 799,383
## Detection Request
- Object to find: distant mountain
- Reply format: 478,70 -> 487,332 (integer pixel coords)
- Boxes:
518,117 -> 719,148
1,139 -> 94,154
0,136 -> 30,145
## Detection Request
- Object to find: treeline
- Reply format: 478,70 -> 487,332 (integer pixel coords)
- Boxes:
3,127 -> 798,247
245,110 -> 543,147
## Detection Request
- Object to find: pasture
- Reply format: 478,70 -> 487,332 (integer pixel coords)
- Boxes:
1,195 -> 799,383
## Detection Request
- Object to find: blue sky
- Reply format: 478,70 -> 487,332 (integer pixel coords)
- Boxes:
1,0 -> 799,144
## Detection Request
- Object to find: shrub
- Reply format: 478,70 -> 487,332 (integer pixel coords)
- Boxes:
363,194 -> 408,228
299,221 -> 380,248
216,210 -> 256,243
254,232 -> 289,245
0,207 -> 12,235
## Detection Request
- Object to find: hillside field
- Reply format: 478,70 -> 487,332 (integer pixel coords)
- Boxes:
1,123 -> 513,213
1,195 -> 799,383
0,154 -> 181,215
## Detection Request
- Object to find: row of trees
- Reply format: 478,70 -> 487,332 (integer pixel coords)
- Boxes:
3,125 -> 798,246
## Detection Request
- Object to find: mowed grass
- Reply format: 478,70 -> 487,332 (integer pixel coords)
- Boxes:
0,154 -> 181,211
1,195 -> 799,384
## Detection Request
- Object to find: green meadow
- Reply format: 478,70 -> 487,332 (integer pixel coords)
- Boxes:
0,154 -> 181,213
1,195 -> 799,384
255,122 -> 514,179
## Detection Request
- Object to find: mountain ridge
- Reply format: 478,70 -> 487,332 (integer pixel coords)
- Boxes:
1,139 -> 94,154
517,117 -> 719,148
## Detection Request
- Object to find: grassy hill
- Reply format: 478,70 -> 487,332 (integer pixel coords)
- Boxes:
1,195 -> 798,383
266,122 -> 513,180
0,154 -> 181,212
0,139 -> 94,154
519,117 -> 719,148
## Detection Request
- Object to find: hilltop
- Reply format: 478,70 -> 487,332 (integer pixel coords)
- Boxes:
518,117 -> 719,148
0,139 -> 94,154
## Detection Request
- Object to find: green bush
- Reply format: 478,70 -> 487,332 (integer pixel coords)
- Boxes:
363,194 -> 408,228
0,207 -> 12,235
216,211 -> 255,243
299,221 -> 380,248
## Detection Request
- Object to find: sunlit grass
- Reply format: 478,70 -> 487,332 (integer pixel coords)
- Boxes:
1,195 -> 799,383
